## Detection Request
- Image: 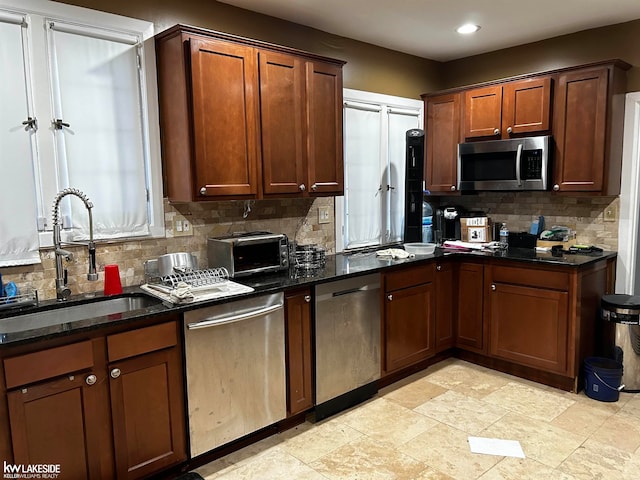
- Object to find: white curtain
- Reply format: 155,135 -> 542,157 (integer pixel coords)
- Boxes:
344,104 -> 383,248
48,22 -> 149,240
0,15 -> 41,266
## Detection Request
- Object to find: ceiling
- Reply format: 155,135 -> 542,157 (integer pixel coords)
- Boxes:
218,0 -> 640,61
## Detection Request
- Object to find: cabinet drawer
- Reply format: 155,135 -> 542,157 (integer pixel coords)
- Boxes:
107,322 -> 177,362
4,340 -> 94,389
491,265 -> 569,291
385,264 -> 434,292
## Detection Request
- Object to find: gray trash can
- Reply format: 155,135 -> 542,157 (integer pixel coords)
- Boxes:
601,294 -> 640,391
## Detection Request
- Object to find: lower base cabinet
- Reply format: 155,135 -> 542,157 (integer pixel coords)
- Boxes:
456,261 -> 485,353
285,288 -> 313,416
2,316 -> 186,480
383,265 -> 436,374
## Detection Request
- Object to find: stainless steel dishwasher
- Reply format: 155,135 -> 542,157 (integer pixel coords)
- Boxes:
183,293 -> 286,457
315,274 -> 381,420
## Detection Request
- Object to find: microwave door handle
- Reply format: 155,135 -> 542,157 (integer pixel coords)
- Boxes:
515,143 -> 523,186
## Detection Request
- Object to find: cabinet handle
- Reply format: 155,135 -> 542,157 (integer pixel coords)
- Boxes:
436,264 -> 442,271
493,128 -> 500,135
199,187 -> 207,195
387,294 -> 393,301
52,118 -> 70,130
110,368 -> 121,379
299,184 -> 306,191
311,184 -> 318,191
85,374 -> 97,385
553,184 -> 560,192
22,117 -> 38,131
507,126 -> 513,134
491,284 -> 496,291
450,185 -> 456,191
304,295 -> 311,303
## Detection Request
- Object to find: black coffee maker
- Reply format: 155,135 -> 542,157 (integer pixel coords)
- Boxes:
435,206 -> 465,243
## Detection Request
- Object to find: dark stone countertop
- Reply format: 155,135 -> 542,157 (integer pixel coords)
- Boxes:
0,247 -> 616,347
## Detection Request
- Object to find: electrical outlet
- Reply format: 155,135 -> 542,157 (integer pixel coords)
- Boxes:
603,205 -> 617,222
318,206 -> 330,224
173,217 -> 193,236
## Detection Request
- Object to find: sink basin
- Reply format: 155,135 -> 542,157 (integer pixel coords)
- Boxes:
0,294 -> 163,334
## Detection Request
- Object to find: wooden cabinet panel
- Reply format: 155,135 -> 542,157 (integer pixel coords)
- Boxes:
553,67 -> 608,193
502,77 -> 552,135
109,347 -> 186,479
259,51 -> 306,195
456,262 -> 485,353
385,263 -> 435,291
489,282 -> 569,373
285,289 -> 313,416
305,61 -> 344,195
464,85 -> 502,138
107,321 -> 177,362
425,93 -> 461,194
190,37 -> 259,197
384,282 -> 435,373
435,262 -> 455,351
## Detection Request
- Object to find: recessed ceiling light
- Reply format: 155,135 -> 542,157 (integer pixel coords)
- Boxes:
456,23 -> 480,35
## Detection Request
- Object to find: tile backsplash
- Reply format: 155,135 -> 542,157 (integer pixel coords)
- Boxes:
2,192 -> 620,301
3,197 -> 335,301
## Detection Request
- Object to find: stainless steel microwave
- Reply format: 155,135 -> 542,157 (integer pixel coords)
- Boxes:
457,135 -> 551,191
207,231 -> 289,277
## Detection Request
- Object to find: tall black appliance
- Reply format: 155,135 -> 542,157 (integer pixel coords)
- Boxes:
403,129 -> 424,243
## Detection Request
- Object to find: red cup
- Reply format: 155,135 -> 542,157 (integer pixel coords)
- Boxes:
104,264 -> 123,296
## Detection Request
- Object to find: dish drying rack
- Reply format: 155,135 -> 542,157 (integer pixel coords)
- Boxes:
158,267 -> 230,290
0,287 -> 38,312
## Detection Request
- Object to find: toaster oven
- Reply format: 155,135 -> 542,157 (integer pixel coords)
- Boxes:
207,232 -> 289,277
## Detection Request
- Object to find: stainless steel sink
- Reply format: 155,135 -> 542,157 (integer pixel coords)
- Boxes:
0,294 -> 163,334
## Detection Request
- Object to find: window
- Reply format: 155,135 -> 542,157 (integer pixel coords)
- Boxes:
0,0 -> 163,266
336,89 -> 423,252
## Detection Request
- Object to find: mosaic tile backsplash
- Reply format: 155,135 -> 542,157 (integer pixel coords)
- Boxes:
2,193 -> 619,301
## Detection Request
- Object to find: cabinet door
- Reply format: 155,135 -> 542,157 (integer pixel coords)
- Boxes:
384,282 -> 435,373
502,77 -> 552,136
259,51 -> 306,195
553,67 -> 608,192
435,262 -> 455,351
464,85 -> 502,139
190,37 -> 259,197
425,93 -> 461,193
109,347 -> 186,479
489,282 -> 569,373
285,289 -> 313,416
456,262 -> 485,353
305,61 -> 344,195
7,373 -> 113,480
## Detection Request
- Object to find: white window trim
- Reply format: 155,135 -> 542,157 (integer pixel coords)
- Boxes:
1,0 -> 164,248
337,88 -> 423,253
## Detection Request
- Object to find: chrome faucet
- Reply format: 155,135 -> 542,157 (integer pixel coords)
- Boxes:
52,188 -> 98,301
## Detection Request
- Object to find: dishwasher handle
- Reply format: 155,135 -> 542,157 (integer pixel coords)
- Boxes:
316,282 -> 380,302
187,302 -> 284,330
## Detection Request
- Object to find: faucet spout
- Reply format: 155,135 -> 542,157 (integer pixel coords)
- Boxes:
52,188 -> 98,301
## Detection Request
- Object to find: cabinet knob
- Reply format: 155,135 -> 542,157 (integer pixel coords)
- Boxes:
299,184 -> 306,191
304,295 -> 311,303
436,264 -> 442,271
387,294 -> 393,301
85,374 -> 97,386
450,185 -> 456,191
311,183 -> 318,191
493,128 -> 500,135
110,368 -> 121,379
507,126 -> 513,134
199,187 -> 207,196
491,284 -> 496,291
553,184 -> 560,192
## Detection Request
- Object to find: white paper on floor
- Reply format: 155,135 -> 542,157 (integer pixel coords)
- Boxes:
468,436 -> 525,458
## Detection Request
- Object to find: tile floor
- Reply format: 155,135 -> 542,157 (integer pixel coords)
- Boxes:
193,358 -> 640,479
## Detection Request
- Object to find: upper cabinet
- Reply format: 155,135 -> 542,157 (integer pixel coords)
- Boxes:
424,93 -> 462,194
464,77 -> 552,140
552,63 -> 628,195
155,25 -> 345,201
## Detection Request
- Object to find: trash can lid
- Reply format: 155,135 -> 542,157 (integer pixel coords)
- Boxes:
601,294 -> 640,324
